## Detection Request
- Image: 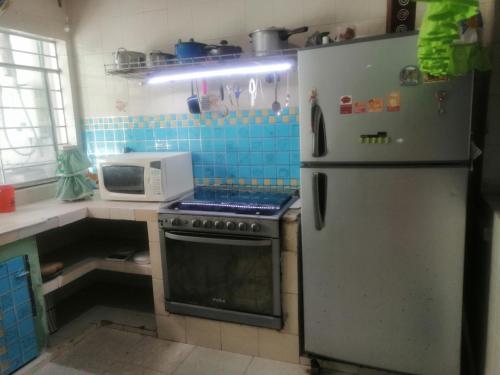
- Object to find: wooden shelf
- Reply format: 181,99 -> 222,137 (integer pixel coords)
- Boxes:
41,241 -> 151,295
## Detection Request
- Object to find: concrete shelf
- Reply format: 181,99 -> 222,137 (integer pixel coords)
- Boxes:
41,241 -> 151,296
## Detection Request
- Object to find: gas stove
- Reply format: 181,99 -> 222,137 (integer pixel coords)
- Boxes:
159,186 -> 297,238
158,186 -> 298,329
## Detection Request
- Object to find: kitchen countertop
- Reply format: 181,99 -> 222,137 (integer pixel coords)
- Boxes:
0,193 -> 302,247
0,193 -> 162,247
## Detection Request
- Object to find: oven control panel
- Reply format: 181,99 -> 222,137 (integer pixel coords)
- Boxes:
159,214 -> 279,238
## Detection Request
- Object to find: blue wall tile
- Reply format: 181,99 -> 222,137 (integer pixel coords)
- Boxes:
83,107 -> 300,187
238,152 -> 251,165
262,139 -> 275,152
263,152 -> 276,164
277,152 -> 290,165
250,140 -> 263,152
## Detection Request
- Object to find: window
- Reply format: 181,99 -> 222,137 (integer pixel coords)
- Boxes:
0,31 -> 70,186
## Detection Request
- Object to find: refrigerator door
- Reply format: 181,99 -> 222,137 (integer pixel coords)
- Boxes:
301,166 -> 468,375
299,34 -> 473,163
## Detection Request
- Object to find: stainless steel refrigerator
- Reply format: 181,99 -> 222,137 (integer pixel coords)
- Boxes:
299,33 -> 473,375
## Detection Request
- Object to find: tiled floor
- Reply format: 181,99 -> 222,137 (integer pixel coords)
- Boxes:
31,326 -> 312,375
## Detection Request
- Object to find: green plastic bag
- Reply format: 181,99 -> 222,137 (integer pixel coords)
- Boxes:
416,0 -> 490,76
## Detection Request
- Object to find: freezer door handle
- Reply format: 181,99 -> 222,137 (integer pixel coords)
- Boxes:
313,172 -> 327,230
311,103 -> 327,157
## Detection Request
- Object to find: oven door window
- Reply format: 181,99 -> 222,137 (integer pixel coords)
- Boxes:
102,165 -> 145,194
164,231 -> 275,315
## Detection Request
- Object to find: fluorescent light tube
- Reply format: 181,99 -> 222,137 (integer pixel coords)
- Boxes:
148,62 -> 293,84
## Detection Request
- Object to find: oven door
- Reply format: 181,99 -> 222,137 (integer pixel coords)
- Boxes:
162,230 -> 282,329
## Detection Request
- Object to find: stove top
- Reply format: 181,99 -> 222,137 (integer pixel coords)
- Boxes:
167,186 -> 294,216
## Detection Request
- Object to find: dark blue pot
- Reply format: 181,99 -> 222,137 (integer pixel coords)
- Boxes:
175,39 -> 208,60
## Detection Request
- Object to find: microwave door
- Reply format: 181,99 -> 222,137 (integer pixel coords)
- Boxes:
102,165 -> 145,194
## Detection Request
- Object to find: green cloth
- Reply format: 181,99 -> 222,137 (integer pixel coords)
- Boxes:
55,147 -> 94,201
56,146 -> 91,176
56,174 -> 94,201
416,0 -> 490,76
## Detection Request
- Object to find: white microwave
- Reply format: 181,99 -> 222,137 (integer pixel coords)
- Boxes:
97,152 -> 194,202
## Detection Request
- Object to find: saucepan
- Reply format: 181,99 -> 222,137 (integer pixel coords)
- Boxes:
113,48 -> 146,69
249,26 -> 308,56
149,51 -> 176,66
205,40 -> 242,59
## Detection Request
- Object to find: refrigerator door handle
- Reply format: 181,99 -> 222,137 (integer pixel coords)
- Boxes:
311,103 -> 327,157
313,172 -> 327,230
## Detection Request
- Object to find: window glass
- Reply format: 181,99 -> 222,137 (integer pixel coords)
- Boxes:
0,32 -> 70,185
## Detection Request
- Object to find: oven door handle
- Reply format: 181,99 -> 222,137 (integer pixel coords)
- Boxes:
164,231 -> 272,247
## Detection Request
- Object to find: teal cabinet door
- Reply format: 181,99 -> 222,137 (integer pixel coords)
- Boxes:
0,238 -> 47,374
0,256 -> 39,374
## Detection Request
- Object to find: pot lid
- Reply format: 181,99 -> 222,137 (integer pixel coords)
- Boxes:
176,38 -> 207,46
249,26 -> 287,36
206,40 -> 241,49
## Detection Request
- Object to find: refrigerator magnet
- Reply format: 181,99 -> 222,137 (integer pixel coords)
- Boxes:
339,95 -> 353,114
387,91 -> 401,112
367,98 -> 384,112
354,101 -> 367,113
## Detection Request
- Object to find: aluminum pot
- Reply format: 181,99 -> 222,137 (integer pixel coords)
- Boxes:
113,48 -> 146,69
149,51 -> 176,66
249,26 -> 308,56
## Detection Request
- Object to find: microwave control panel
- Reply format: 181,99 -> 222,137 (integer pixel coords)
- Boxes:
149,161 -> 163,196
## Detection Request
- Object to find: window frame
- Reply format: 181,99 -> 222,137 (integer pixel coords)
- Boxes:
0,29 -> 70,188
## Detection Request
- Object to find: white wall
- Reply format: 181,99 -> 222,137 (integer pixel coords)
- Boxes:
67,0 -> 427,118
67,0 -> 497,119
0,0 -> 68,41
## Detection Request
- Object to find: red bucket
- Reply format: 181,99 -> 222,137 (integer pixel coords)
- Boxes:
0,185 -> 15,213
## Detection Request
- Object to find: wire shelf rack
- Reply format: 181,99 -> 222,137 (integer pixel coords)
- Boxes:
104,49 -> 299,82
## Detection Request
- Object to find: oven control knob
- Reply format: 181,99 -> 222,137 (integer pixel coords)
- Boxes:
226,221 -> 236,230
172,218 -> 182,226
251,223 -> 261,232
203,220 -> 213,229
238,222 -> 247,231
214,220 -> 224,230
191,219 -> 201,228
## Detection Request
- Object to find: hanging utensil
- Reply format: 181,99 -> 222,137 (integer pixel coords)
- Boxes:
285,71 -> 290,108
272,73 -> 282,115
220,84 -> 224,102
187,80 -> 201,114
218,84 -> 228,117
200,80 -> 210,112
226,84 -> 234,107
234,84 -> 244,110
249,78 -> 257,107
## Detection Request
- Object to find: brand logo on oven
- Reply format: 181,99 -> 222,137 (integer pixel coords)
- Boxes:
212,297 -> 226,304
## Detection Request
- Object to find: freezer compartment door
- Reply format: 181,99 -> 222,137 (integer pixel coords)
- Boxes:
301,166 -> 468,375
299,34 -> 473,163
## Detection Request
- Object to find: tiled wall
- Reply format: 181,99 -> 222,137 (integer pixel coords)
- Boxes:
83,107 -> 300,188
